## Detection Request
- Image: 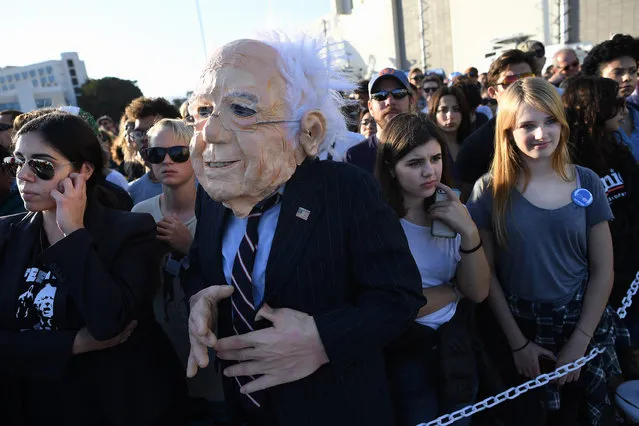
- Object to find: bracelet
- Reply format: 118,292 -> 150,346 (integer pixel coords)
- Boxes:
460,238 -> 482,254
511,340 -> 530,353
576,326 -> 593,339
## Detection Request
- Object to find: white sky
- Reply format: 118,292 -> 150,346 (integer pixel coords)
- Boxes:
2,0 -> 331,99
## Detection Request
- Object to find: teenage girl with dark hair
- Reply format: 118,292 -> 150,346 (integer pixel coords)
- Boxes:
376,113 -> 489,426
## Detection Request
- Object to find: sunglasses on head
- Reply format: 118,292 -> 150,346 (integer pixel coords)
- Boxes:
141,146 -> 190,164
0,123 -> 12,132
371,88 -> 409,102
2,156 -> 74,180
496,72 -> 536,89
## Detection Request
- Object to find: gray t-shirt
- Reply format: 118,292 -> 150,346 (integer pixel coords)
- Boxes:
467,165 -> 613,304
128,172 -> 163,205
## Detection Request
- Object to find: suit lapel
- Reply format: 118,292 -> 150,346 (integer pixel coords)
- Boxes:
262,159 -> 325,304
0,213 -> 41,327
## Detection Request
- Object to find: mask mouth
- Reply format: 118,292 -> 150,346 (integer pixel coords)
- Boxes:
205,160 -> 240,169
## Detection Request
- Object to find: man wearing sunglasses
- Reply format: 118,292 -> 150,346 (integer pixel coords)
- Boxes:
0,146 -> 25,216
124,97 -> 181,204
0,110 -> 22,149
548,48 -> 580,87
346,67 -> 413,173
456,50 -> 536,188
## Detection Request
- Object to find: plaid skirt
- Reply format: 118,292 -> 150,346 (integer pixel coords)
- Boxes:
507,285 -> 630,425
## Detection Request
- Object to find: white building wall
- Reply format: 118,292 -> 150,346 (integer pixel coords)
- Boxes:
319,0 -> 401,79
0,52 -> 88,112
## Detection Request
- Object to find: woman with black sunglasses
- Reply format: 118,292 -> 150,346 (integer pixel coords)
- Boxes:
0,112 -> 186,426
132,119 -> 225,424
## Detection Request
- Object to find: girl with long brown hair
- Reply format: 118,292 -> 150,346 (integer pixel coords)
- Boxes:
467,77 -> 627,425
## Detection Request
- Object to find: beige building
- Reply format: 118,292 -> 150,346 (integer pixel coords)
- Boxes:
319,0 -> 639,78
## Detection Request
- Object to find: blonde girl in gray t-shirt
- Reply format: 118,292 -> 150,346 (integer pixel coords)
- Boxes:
467,77 -> 627,424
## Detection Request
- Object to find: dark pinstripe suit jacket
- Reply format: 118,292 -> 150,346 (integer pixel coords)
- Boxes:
184,158 -> 425,426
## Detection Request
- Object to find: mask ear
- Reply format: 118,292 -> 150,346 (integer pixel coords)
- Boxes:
298,110 -> 327,160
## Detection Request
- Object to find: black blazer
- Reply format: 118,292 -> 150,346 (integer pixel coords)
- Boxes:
0,200 -> 186,426
184,158 -> 425,426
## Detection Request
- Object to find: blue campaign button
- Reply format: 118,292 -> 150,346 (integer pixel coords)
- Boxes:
572,188 -> 593,207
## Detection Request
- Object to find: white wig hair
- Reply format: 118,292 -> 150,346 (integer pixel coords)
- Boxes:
256,32 -> 354,155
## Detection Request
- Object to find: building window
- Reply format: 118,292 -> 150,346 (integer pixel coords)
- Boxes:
0,77 -> 4,84
69,69 -> 77,77
29,70 -> 36,78
72,77 -> 79,86
32,79 -> 38,87
40,77 -> 47,86
0,102 -> 21,110
21,71 -> 28,79
14,73 -> 20,81
49,76 -> 55,83
67,60 -> 74,68
74,87 -> 82,95
46,66 -> 53,74
38,68 -> 44,76
7,75 -> 13,83
36,98 -> 53,108
1,85 -> 7,92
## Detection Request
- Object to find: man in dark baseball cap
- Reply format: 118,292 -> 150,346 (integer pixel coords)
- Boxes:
346,68 -> 413,173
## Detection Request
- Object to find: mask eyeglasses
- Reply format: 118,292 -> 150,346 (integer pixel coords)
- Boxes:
370,88 -> 410,102
184,102 -> 299,133
3,156 -> 74,180
496,72 -> 536,89
141,146 -> 190,164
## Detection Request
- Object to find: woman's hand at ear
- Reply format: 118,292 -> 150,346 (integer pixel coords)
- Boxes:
50,173 -> 88,236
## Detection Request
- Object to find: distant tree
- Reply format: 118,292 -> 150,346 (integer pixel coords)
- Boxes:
77,77 -> 143,121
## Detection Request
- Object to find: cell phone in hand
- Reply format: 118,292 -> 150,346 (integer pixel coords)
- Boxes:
431,188 -> 461,239
539,355 -> 556,374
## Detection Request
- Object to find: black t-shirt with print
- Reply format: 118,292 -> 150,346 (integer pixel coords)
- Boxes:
15,232 -> 58,331
593,155 -> 639,307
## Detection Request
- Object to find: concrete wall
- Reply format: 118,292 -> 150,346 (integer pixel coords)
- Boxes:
577,0 -> 639,45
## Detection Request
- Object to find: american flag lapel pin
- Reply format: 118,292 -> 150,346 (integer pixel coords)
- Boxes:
296,207 -> 311,221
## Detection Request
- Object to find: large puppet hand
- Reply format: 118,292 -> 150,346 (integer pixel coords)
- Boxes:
216,304 -> 329,394
186,285 -> 235,378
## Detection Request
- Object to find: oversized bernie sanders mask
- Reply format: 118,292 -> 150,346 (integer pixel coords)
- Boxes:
188,36 -> 350,218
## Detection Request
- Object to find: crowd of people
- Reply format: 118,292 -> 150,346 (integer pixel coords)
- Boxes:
0,31 -> 638,426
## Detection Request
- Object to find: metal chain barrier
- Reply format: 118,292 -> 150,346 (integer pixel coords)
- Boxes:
418,271 -> 639,426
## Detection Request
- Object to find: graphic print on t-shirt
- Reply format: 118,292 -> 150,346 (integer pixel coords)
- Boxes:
16,267 -> 58,331
600,168 -> 627,204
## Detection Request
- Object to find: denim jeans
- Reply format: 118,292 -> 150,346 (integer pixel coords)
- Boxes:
386,322 -> 475,426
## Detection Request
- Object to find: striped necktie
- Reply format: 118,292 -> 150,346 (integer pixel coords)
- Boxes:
229,192 -> 282,410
